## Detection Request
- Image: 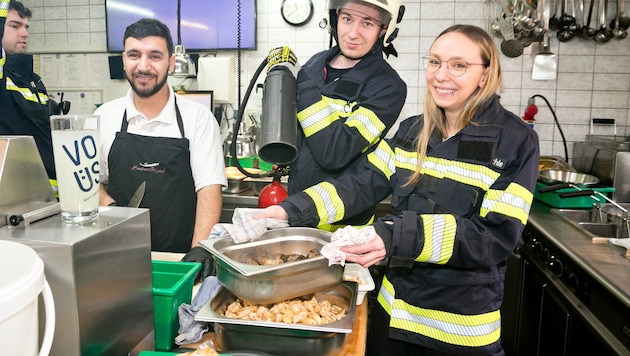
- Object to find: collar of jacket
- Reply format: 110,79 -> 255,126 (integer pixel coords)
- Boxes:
418,95 -> 503,148
312,46 -> 386,101
6,53 -> 35,75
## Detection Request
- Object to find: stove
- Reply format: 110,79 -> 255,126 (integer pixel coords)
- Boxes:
502,221 -> 630,355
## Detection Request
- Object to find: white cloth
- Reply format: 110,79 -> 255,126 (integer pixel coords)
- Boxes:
95,87 -> 227,191
609,238 -> 630,249
210,208 -> 289,243
321,225 -> 376,266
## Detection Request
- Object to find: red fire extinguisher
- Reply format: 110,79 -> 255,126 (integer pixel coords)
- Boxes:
258,165 -> 289,208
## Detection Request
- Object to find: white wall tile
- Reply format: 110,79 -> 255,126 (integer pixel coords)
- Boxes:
24,0 -> 630,158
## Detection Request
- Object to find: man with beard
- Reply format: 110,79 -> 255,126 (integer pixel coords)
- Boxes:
283,0 -> 406,231
96,19 -> 225,279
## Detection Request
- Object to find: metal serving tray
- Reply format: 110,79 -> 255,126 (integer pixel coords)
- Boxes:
199,227 -> 344,304
195,282 -> 357,356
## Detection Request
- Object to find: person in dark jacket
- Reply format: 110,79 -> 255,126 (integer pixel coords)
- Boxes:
256,24 -> 540,355
0,0 -> 57,186
287,0 -> 407,230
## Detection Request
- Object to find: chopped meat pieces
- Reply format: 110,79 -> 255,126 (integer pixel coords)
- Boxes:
223,295 -> 347,325
242,249 -> 322,266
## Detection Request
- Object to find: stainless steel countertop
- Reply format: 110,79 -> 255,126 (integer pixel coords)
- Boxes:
527,202 -> 630,308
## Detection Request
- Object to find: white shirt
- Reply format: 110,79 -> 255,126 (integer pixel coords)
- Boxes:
95,87 -> 227,191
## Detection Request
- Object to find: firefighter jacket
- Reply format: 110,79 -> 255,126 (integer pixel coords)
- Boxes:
280,95 -> 540,354
288,45 -> 406,228
0,53 -> 56,180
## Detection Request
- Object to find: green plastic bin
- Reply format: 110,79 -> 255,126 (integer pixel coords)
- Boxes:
152,260 -> 201,351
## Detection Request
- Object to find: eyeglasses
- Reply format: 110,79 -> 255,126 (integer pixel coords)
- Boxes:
422,55 -> 487,77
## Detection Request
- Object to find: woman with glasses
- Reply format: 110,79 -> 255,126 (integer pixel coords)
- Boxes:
256,24 -> 539,355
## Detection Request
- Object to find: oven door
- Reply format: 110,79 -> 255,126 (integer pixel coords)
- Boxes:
515,250 -> 621,355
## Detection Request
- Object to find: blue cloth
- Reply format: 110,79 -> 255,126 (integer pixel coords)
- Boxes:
175,276 -> 221,345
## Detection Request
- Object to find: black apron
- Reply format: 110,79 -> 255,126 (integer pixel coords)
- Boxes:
107,98 -> 196,252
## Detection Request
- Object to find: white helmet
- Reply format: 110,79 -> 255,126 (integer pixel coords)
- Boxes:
328,0 -> 405,48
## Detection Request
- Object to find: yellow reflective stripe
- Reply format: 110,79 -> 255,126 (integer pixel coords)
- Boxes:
480,182 -> 533,225
378,276 -> 501,348
377,275 -> 395,315
417,214 -> 456,264
421,157 -> 499,191
390,299 -> 501,347
38,93 -> 48,105
0,55 -> 4,79
298,97 -> 348,137
345,106 -> 386,150
298,97 -> 385,147
49,179 -> 58,198
6,77 -> 41,103
298,100 -> 335,137
395,146 -> 418,171
0,0 -> 8,16
304,182 -> 345,225
367,140 -> 395,179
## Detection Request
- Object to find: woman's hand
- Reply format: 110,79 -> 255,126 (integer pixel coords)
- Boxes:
341,235 -> 386,268
253,205 -> 289,220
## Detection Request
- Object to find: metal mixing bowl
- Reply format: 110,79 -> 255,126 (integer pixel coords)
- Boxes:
200,227 -> 344,304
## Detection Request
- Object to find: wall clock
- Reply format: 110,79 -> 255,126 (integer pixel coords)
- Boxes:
281,0 -> 314,27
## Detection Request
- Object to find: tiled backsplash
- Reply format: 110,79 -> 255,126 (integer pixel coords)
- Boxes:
23,0 -> 630,162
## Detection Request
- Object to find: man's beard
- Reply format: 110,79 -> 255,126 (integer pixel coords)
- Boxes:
126,70 -> 168,98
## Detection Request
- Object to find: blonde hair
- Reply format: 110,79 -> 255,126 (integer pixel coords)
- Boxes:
405,24 -> 503,187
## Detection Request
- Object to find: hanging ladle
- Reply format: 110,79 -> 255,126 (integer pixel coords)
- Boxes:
579,0 -> 598,39
609,0 -> 630,29
612,0 -> 628,38
558,0 -> 578,41
594,0 -> 613,42
550,0 -> 563,30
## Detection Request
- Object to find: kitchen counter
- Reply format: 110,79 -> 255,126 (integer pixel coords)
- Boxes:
527,202 -> 630,306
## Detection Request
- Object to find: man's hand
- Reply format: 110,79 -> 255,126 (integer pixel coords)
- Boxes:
182,247 -> 215,284
267,46 -> 301,78
253,205 -> 289,221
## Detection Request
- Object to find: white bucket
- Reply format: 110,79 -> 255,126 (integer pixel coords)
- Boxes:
0,241 -> 55,356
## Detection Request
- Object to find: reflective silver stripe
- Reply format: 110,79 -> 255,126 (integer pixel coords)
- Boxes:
0,0 -> 8,14
481,182 -> 533,224
378,276 -> 501,347
298,98 -> 347,137
304,182 -> 345,225
367,140 -> 396,179
422,157 -> 499,191
6,77 -> 41,103
418,214 -> 456,264
391,308 -> 501,337
394,147 -> 418,171
345,107 -> 385,147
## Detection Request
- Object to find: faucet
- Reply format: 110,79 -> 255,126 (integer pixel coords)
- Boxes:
591,191 -> 629,239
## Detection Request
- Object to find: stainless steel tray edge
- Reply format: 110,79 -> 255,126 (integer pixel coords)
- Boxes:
195,281 -> 358,334
199,227 -> 332,276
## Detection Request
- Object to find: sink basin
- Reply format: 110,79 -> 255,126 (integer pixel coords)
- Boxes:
577,222 -> 618,238
550,208 -> 625,240
551,209 -> 594,223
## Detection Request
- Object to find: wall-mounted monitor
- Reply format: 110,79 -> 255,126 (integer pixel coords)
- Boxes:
105,0 -> 256,52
